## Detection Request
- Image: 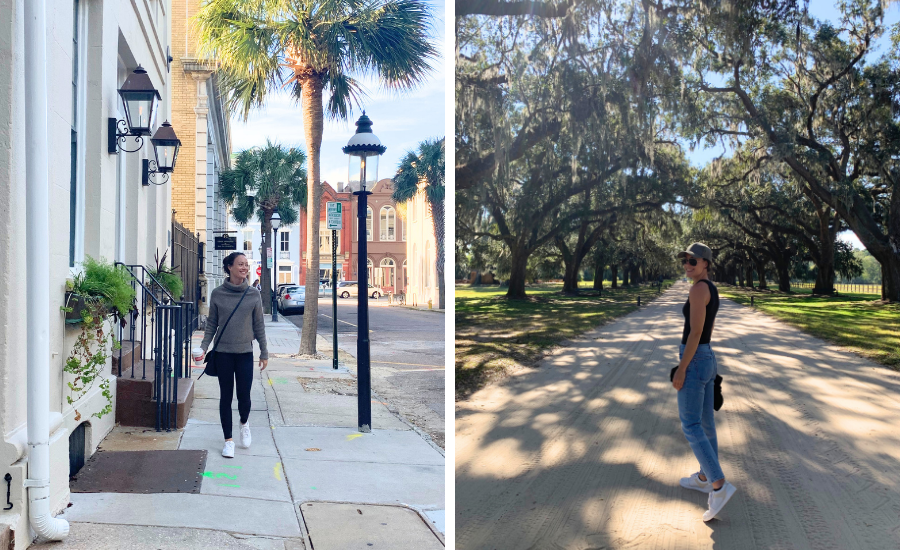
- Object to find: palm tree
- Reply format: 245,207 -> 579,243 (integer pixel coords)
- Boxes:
195,0 -> 437,355
393,137 -> 445,309
219,141 -> 308,313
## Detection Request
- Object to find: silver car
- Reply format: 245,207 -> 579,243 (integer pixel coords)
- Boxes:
277,285 -> 305,315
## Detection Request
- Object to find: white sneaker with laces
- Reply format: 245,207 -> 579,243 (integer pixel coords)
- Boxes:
240,422 -> 251,449
680,471 -> 713,493
222,440 -> 235,458
703,481 -> 737,522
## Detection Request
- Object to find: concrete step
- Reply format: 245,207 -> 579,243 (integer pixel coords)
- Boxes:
116,361 -> 158,400
116,377 -> 195,430
111,340 -> 143,373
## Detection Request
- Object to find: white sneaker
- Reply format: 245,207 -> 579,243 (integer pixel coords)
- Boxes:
240,422 -> 251,449
703,481 -> 737,521
680,471 -> 713,493
222,440 -> 235,458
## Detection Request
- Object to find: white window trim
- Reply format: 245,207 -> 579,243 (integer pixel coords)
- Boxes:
366,206 -> 374,241
70,0 -> 87,274
380,206 -> 396,241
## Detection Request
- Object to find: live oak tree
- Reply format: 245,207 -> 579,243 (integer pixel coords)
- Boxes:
195,0 -> 437,353
219,142 -> 307,312
669,0 -> 900,300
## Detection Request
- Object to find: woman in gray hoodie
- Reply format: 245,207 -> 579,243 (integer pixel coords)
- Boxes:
198,252 -> 269,458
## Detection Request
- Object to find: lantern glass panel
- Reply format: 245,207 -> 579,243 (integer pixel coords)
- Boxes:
123,92 -> 156,134
347,153 -> 379,191
155,143 -> 177,171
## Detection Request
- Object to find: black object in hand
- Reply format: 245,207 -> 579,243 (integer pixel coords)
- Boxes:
670,366 -> 724,411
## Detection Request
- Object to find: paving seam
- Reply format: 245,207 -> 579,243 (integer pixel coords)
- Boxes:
59,520 -> 305,543
264,369 -> 314,550
457,290 -> 674,548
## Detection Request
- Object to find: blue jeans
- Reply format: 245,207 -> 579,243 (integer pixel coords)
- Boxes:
678,343 -> 723,482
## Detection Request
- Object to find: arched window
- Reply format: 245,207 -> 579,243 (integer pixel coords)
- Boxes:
366,206 -> 373,241
380,206 -> 396,241
367,257 -> 374,286
379,257 -> 396,289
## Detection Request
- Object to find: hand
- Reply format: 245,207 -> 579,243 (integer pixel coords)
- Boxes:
259,359 -> 268,371
672,365 -> 687,391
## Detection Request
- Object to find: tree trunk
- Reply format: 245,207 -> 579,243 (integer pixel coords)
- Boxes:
593,262 -> 604,290
610,264 -> 618,288
737,263 -> 745,287
622,267 -> 629,286
429,197 -> 446,309
299,74 -> 325,355
774,258 -> 791,292
754,257 -> 768,290
561,259 -> 580,294
505,245 -> 530,299
745,262 -> 754,289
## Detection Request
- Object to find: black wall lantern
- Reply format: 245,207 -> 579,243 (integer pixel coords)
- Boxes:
108,66 -> 161,153
142,121 -> 181,186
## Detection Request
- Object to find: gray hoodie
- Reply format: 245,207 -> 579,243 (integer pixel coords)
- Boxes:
200,278 -> 269,360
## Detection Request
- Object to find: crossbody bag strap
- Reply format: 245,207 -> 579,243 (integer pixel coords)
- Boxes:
211,287 -> 251,351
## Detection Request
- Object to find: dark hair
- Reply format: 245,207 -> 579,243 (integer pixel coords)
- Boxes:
223,252 -> 246,276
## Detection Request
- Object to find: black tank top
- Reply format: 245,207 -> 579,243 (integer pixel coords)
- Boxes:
681,279 -> 719,345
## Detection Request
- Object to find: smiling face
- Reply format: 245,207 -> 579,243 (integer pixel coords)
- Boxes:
230,254 -> 250,284
682,253 -> 708,280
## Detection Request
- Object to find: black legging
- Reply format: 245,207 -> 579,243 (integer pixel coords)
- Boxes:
216,352 -> 254,439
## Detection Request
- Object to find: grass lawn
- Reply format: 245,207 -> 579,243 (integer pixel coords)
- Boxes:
456,281 -> 669,399
719,285 -> 900,369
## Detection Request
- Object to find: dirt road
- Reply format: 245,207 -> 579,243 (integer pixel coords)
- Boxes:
456,282 -> 900,549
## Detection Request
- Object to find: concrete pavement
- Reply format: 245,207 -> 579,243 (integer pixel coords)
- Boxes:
457,281 -> 900,549
51,319 -> 444,549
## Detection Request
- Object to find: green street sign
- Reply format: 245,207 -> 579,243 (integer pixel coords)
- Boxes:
326,202 -> 342,230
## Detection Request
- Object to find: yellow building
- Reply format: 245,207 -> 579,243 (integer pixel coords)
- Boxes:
170,0 -> 232,316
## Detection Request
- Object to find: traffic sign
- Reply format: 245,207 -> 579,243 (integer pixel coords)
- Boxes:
326,202 -> 342,230
256,266 -> 262,276
267,248 -> 273,269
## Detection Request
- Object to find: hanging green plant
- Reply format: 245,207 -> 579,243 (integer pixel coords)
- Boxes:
59,257 -> 136,418
150,248 -> 184,300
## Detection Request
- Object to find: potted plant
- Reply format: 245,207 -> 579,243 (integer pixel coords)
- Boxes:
150,248 -> 184,302
60,256 -> 137,418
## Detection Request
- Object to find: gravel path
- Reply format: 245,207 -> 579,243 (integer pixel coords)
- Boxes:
456,282 -> 900,549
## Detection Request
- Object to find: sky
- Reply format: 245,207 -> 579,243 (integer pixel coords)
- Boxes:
228,0 -> 445,191
684,2 -> 900,250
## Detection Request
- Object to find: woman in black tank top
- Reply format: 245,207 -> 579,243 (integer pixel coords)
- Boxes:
672,243 -> 736,522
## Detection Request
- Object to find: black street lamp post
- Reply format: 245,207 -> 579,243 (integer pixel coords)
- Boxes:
271,212 -> 281,322
343,113 -> 385,433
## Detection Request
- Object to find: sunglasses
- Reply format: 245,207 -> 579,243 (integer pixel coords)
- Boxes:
681,258 -> 699,266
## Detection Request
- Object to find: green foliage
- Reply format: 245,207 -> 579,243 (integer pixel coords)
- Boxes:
150,248 -> 185,300
393,137 -> 445,205
69,256 -> 137,319
851,249 -> 883,284
63,300 -> 116,418
220,141 -> 308,228
193,0 -> 438,121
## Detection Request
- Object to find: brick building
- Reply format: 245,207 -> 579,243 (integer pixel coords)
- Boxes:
345,178 -> 407,294
297,183 -> 355,285
169,0 -> 232,313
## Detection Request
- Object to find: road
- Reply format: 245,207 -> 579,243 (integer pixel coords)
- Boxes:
456,282 -> 900,549
284,297 -> 446,448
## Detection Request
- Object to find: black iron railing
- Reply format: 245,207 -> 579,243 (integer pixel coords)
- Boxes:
115,263 -> 195,432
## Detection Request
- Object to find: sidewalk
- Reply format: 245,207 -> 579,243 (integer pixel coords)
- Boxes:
47,319 -> 445,549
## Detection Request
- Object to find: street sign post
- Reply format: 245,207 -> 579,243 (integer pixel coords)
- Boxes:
326,202 -> 342,370
326,202 -> 342,230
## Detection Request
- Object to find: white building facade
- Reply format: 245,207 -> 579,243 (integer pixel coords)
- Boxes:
0,1 -> 175,546
405,181 -> 440,308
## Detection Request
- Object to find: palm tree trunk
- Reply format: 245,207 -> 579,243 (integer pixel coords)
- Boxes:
300,74 -> 324,355
429,197 -> 446,310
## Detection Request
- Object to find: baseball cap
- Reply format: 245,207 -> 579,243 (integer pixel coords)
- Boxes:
676,242 -> 713,263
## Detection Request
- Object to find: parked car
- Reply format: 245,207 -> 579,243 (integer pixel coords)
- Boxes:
277,285 -> 305,315
336,281 -> 384,299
